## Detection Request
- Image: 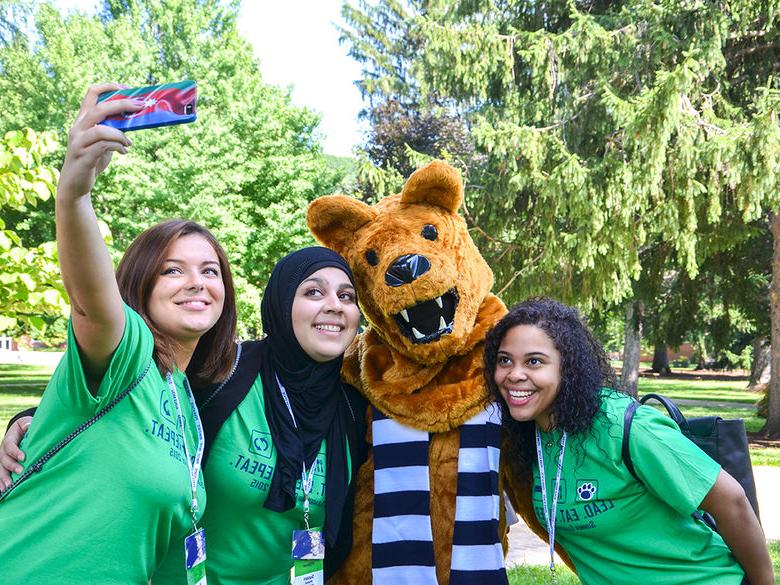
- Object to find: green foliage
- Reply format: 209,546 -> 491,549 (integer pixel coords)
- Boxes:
0,0 -> 348,338
0,128 -> 67,336
342,0 -> 780,310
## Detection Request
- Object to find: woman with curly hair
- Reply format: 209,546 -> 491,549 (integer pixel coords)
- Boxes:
484,297 -> 773,585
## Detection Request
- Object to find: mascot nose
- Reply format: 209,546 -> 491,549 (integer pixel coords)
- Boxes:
385,254 -> 431,286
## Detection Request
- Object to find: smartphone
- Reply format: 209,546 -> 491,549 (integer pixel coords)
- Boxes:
97,80 -> 197,131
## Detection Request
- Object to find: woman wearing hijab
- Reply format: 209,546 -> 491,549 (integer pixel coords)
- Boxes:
150,246 -> 367,584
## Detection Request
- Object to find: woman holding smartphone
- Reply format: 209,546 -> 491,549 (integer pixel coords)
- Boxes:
1,86 -> 367,584
152,246 -> 366,584
0,84 -> 238,583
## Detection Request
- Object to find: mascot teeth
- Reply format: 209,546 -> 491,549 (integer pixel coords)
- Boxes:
393,288 -> 459,344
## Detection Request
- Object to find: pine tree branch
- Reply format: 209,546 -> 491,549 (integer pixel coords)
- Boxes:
725,41 -> 780,62
497,251 -> 545,297
730,62 -> 780,87
680,93 -> 726,136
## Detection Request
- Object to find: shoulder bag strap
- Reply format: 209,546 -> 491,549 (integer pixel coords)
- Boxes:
622,399 -> 641,482
0,358 -> 153,503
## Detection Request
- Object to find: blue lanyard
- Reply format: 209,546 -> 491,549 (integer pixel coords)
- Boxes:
276,375 -> 316,530
166,372 -> 205,528
535,426 -> 567,578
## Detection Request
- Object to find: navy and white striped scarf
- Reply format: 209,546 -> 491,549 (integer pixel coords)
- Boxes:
371,405 -> 508,584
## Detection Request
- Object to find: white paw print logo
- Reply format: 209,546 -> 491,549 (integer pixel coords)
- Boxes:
577,482 -> 597,501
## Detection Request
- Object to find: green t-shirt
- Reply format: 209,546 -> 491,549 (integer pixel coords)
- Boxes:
1,305 -> 206,584
154,373 -> 349,585
533,390 -> 744,585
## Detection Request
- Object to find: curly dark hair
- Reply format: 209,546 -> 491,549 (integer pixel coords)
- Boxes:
484,297 -> 620,478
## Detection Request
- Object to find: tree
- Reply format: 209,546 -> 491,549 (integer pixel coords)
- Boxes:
343,0 -> 780,435
0,128 -> 67,337
0,0 -> 345,337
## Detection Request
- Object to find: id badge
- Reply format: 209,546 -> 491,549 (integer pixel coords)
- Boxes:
291,528 -> 324,585
184,528 -> 207,585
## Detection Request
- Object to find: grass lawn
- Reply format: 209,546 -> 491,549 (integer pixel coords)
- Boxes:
638,376 -> 760,405
508,540 -> 780,582
0,364 -> 53,429
508,563 -> 579,584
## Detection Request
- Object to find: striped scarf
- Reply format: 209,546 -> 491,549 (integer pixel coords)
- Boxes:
371,405 -> 508,584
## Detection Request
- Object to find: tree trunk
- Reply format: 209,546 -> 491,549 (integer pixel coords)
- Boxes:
748,336 -> 771,390
762,212 -> 780,438
621,301 -> 643,397
651,342 -> 672,375
692,332 -> 709,370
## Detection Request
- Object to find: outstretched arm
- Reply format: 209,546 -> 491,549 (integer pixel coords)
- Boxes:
700,469 -> 774,585
56,84 -> 142,385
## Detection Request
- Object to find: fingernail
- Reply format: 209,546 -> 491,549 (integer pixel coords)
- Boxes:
15,466 -> 22,474
17,453 -> 24,462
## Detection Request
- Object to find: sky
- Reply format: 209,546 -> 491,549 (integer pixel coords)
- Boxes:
238,2 -> 366,156
53,0 -> 367,156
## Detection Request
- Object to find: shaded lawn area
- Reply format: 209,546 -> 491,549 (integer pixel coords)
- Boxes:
0,364 -> 52,430
508,540 -> 780,582
638,376 -> 760,405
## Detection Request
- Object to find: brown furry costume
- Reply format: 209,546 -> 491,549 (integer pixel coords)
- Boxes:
307,161 -> 566,583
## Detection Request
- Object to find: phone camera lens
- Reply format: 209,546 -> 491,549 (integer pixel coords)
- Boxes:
185,104 -> 193,115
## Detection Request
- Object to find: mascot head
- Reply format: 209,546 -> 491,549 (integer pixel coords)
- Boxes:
307,161 -> 494,365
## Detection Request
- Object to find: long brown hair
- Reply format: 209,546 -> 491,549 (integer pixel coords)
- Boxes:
116,219 -> 237,384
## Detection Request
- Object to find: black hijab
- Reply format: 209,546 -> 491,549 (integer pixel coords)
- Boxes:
259,246 -> 357,547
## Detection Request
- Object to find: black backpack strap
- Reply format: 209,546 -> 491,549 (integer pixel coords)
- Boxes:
623,394 -> 719,531
0,358 -> 153,503
622,400 -> 641,483
639,393 -> 689,431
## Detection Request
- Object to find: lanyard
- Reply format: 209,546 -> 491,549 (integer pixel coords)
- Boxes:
166,372 -> 205,529
276,375 -> 317,530
535,426 -> 567,580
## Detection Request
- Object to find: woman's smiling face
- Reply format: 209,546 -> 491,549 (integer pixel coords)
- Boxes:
291,267 -> 360,362
147,233 -> 225,347
493,324 -> 562,430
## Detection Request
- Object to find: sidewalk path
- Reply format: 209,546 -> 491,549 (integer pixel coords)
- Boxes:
506,464 -> 780,567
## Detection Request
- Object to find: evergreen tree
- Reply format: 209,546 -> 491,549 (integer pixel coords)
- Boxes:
342,0 -> 780,435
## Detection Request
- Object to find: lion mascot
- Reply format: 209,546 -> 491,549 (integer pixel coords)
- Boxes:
307,160 -> 558,584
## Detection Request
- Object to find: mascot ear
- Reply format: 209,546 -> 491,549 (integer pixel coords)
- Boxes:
400,160 -> 463,213
307,195 -> 378,254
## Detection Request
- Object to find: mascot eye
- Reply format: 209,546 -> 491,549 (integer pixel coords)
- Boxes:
421,224 -> 438,241
365,250 -> 379,266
